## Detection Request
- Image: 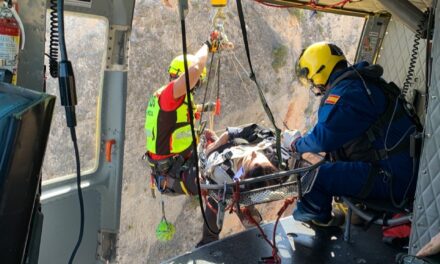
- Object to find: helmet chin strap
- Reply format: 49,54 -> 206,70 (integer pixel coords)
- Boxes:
310,85 -> 326,96
192,79 -> 202,93
308,68 -> 327,96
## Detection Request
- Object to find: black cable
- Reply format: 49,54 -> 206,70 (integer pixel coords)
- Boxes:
179,17 -> 220,235
425,7 -> 435,114
235,0 -> 282,168
57,0 -> 68,62
216,57 -> 221,100
56,0 -> 83,262
48,0 -> 59,78
57,0 -> 77,128
384,12 -> 428,209
401,11 -> 427,98
68,127 -> 84,264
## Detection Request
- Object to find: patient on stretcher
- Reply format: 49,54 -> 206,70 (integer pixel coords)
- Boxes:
196,123 -> 320,247
199,123 -> 291,188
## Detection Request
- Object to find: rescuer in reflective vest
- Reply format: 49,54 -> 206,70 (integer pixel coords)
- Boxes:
145,46 -> 213,195
283,42 -> 421,225
144,32 -> 226,246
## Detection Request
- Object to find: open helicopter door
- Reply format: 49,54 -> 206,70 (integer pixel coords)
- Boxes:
28,0 -> 136,263
408,0 -> 440,256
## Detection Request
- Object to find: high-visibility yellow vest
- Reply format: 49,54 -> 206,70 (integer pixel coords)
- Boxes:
145,86 -> 195,155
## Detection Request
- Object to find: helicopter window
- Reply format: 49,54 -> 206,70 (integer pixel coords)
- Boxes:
42,13 -> 108,181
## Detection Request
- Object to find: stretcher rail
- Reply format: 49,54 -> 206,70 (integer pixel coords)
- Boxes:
200,157 -> 325,191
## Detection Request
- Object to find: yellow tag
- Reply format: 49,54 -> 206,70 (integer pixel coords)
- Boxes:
211,0 -> 227,7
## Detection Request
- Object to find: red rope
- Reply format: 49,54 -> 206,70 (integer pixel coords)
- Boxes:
225,181 -> 241,213
204,181 -> 241,215
203,192 -> 218,214
253,0 -> 352,10
242,207 -> 281,263
272,197 -> 296,261
241,197 -> 297,264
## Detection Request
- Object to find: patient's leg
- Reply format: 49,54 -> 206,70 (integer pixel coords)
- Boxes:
198,197 -> 220,247
177,169 -> 220,247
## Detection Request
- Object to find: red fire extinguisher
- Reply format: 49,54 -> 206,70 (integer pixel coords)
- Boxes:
0,2 -> 24,84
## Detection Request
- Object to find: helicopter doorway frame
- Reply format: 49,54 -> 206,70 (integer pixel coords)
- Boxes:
37,0 -> 135,263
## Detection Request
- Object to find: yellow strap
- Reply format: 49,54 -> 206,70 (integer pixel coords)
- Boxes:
180,181 -> 190,196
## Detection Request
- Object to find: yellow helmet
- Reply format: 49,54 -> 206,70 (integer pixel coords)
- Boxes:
295,42 -> 346,87
168,54 -> 207,81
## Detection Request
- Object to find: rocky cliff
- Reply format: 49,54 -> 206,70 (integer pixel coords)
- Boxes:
118,1 -> 363,263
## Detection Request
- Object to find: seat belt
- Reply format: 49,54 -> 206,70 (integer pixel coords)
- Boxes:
358,164 -> 382,199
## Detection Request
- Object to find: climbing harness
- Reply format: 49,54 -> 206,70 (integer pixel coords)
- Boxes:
326,67 -> 422,207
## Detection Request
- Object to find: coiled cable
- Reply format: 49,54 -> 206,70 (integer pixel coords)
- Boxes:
401,11 -> 429,98
384,12 -> 429,209
48,0 -> 59,78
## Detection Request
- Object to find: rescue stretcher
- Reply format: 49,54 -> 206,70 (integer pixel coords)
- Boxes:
197,138 -> 325,208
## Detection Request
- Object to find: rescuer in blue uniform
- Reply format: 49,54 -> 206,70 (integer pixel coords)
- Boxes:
283,42 -> 421,225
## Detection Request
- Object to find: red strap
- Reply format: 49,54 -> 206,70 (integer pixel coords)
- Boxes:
214,98 -> 221,115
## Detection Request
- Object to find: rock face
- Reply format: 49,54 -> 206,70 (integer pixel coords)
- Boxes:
118,1 -> 363,263
41,0 -> 363,263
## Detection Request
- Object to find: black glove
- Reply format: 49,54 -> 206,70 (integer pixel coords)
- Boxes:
202,102 -> 216,112
205,31 -> 220,53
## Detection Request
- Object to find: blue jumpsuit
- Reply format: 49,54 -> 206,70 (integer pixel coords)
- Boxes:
293,62 -> 417,223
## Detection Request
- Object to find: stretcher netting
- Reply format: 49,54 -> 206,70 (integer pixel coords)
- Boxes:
200,157 -> 324,207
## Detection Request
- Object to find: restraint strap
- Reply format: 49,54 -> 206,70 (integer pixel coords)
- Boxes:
235,0 -> 282,168
358,164 -> 382,199
331,70 -> 412,162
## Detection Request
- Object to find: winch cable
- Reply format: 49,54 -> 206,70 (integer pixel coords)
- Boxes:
228,52 -> 291,130
56,0 -> 84,263
235,0 -> 282,168
228,52 -> 256,97
178,1 -> 221,235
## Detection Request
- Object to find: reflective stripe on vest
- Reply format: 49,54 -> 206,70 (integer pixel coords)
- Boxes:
145,86 -> 195,155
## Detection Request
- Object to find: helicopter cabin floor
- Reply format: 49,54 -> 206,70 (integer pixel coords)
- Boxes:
163,216 -> 405,264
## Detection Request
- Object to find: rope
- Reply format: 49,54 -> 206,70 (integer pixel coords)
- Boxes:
215,57 -> 222,116
226,181 -> 241,212
240,196 -> 297,263
228,53 -> 253,96
199,52 -> 216,124
235,0 -> 283,169
203,192 -> 218,214
179,8 -> 220,235
252,0 -> 353,10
